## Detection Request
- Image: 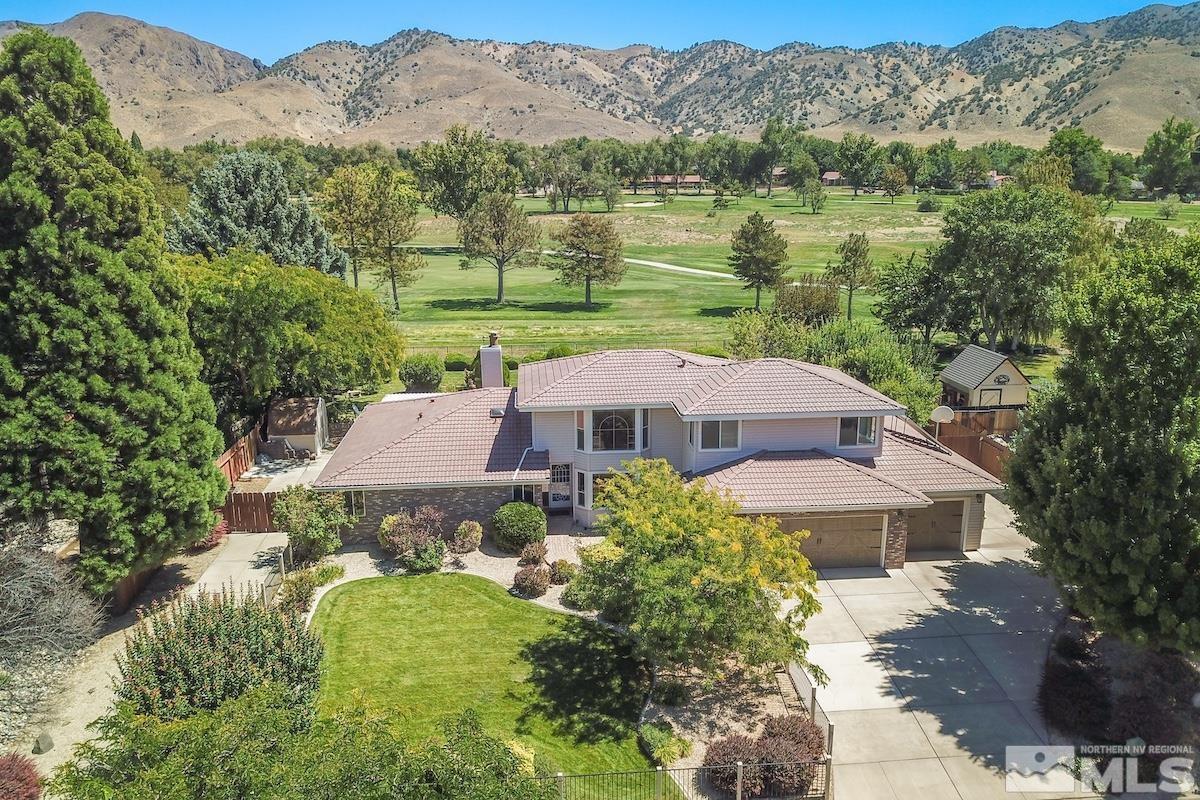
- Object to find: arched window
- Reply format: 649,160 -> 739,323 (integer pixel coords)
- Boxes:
591,409 -> 636,451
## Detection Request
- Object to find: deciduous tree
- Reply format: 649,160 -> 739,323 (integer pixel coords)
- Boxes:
1007,234 -> 1200,654
368,165 -> 424,311
825,232 -> 877,320
321,163 -> 376,288
803,179 -> 827,214
875,250 -> 973,343
412,124 -> 516,220
1141,116 -> 1199,196
880,164 -> 907,203
549,214 -> 625,308
568,458 -> 821,679
0,30 -> 226,594
729,212 -> 790,310
1045,127 -> 1109,195
458,193 -> 541,304
835,132 -> 883,195
168,150 -> 349,277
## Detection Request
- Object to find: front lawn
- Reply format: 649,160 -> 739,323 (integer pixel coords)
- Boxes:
312,573 -> 655,776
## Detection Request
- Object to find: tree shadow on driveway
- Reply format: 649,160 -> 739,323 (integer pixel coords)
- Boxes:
517,617 -> 651,745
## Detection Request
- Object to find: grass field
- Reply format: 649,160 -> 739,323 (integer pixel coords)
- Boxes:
356,187 -> 1186,372
312,574 -> 656,777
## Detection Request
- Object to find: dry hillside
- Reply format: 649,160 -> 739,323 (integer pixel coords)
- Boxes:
4,3 -> 1200,150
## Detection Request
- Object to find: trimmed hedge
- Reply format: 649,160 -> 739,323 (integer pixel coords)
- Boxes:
443,352 -> 472,372
397,354 -> 444,391
492,502 -> 547,553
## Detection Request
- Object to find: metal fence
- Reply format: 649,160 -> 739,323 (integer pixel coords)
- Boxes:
535,760 -> 831,800
258,543 -> 294,606
786,662 -> 835,757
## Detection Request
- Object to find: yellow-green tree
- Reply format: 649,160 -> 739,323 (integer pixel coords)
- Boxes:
321,163 -> 376,288
367,165 -> 424,311
567,458 -> 822,680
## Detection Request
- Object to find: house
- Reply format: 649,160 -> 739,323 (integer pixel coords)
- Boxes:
939,345 -> 1031,409
641,174 -> 705,193
820,171 -> 843,186
266,397 -> 329,457
316,339 -> 1002,569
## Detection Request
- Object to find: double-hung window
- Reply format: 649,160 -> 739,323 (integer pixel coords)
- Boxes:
575,411 -> 586,451
838,416 -> 878,447
576,471 -> 586,508
641,409 -> 651,450
345,490 -> 367,517
699,420 -> 740,450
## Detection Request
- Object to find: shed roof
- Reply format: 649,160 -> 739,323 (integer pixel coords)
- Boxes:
939,345 -> 1013,391
269,397 -> 323,436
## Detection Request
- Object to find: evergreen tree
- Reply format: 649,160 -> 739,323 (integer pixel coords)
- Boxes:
729,212 -> 790,310
458,193 -> 541,304
1007,234 -> 1200,653
168,150 -> 349,277
548,213 -> 625,308
0,30 -> 226,593
825,232 -> 877,320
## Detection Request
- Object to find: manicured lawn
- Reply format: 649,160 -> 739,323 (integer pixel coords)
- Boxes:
312,573 -> 655,776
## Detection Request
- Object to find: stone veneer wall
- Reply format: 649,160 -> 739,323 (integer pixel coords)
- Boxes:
883,510 -> 909,569
342,485 -> 516,542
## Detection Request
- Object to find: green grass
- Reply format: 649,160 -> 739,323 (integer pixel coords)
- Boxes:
312,573 -> 656,777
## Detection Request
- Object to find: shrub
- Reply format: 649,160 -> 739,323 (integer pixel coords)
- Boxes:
703,735 -> 763,796
512,566 -> 550,598
492,502 -> 546,553
115,589 -> 323,720
1036,658 -> 1112,739
442,352 -> 471,372
549,559 -> 576,585
653,678 -> 690,706
756,715 -> 826,793
273,486 -> 356,562
519,541 -> 548,566
397,354 -> 444,391
916,193 -> 942,212
560,579 -> 587,609
532,751 -> 563,778
378,506 -> 447,573
1052,630 -> 1094,662
196,516 -> 229,550
448,520 -> 483,554
277,563 -> 345,613
1156,195 -> 1181,220
0,753 -> 41,800
542,344 -> 576,360
639,722 -> 692,766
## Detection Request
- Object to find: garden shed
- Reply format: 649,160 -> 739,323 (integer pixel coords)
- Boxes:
267,397 -> 329,457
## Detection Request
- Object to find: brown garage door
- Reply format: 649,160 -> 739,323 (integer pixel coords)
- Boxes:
780,514 -> 885,568
906,500 -> 964,553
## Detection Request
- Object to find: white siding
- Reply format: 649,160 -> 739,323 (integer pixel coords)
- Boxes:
648,408 -> 685,468
692,417 -> 884,472
532,411 -> 576,464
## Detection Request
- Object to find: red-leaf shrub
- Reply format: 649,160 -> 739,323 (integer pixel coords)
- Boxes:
754,715 -> 825,794
518,541 -> 548,566
512,566 -> 550,598
196,517 -> 230,550
702,735 -> 763,796
378,506 -> 446,572
0,753 -> 41,800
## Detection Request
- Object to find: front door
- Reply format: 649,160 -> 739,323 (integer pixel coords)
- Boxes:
548,464 -> 572,510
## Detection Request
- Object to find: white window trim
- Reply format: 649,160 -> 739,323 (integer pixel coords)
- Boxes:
576,408 -> 648,453
698,419 -> 741,451
838,416 -> 879,449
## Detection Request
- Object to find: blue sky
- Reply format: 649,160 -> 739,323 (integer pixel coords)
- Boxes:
2,0 -> 1191,64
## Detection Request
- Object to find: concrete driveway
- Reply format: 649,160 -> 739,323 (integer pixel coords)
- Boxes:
804,498 -> 1091,799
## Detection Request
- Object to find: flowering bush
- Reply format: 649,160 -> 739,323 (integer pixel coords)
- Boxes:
115,589 -> 323,720
378,506 -> 447,572
512,566 -> 550,598
0,753 -> 40,800
448,520 -> 483,554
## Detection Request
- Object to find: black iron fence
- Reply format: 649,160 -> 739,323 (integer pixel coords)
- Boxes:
534,760 -> 831,800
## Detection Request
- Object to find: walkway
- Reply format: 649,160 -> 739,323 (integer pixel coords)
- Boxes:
803,497 -> 1088,799
414,243 -> 740,282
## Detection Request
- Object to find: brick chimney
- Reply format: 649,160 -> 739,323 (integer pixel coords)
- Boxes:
479,331 -> 504,388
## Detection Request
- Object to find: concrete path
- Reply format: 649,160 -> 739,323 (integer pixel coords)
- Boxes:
189,531 -> 289,596
414,243 -> 740,282
804,497 -> 1096,799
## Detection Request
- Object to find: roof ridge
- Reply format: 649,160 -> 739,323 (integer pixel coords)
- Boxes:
882,429 -> 1002,485
518,351 -> 610,405
676,361 -> 753,413
780,359 -> 903,408
321,389 -> 506,483
817,448 -> 932,503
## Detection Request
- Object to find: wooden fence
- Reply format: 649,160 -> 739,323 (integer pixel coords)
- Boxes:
937,420 -> 1012,480
215,428 -> 260,486
221,491 -> 280,533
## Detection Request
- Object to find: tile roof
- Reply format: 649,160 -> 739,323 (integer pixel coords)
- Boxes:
695,450 -> 931,513
517,350 -> 904,417
940,345 -> 1010,391
314,388 -> 548,490
693,416 -> 1002,513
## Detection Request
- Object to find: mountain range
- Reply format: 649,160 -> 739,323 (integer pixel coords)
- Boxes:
4,4 -> 1200,150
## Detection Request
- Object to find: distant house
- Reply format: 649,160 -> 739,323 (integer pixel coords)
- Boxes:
985,171 -> 1012,189
940,345 -> 1031,409
641,174 -> 705,193
821,171 -> 843,186
267,397 -> 329,457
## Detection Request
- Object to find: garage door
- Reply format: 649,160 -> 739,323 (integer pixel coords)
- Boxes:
780,515 -> 884,568
906,500 -> 964,553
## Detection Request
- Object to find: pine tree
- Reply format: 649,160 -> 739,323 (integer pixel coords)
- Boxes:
168,150 -> 349,277
728,212 -> 789,310
0,30 -> 227,593
825,232 -> 877,320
